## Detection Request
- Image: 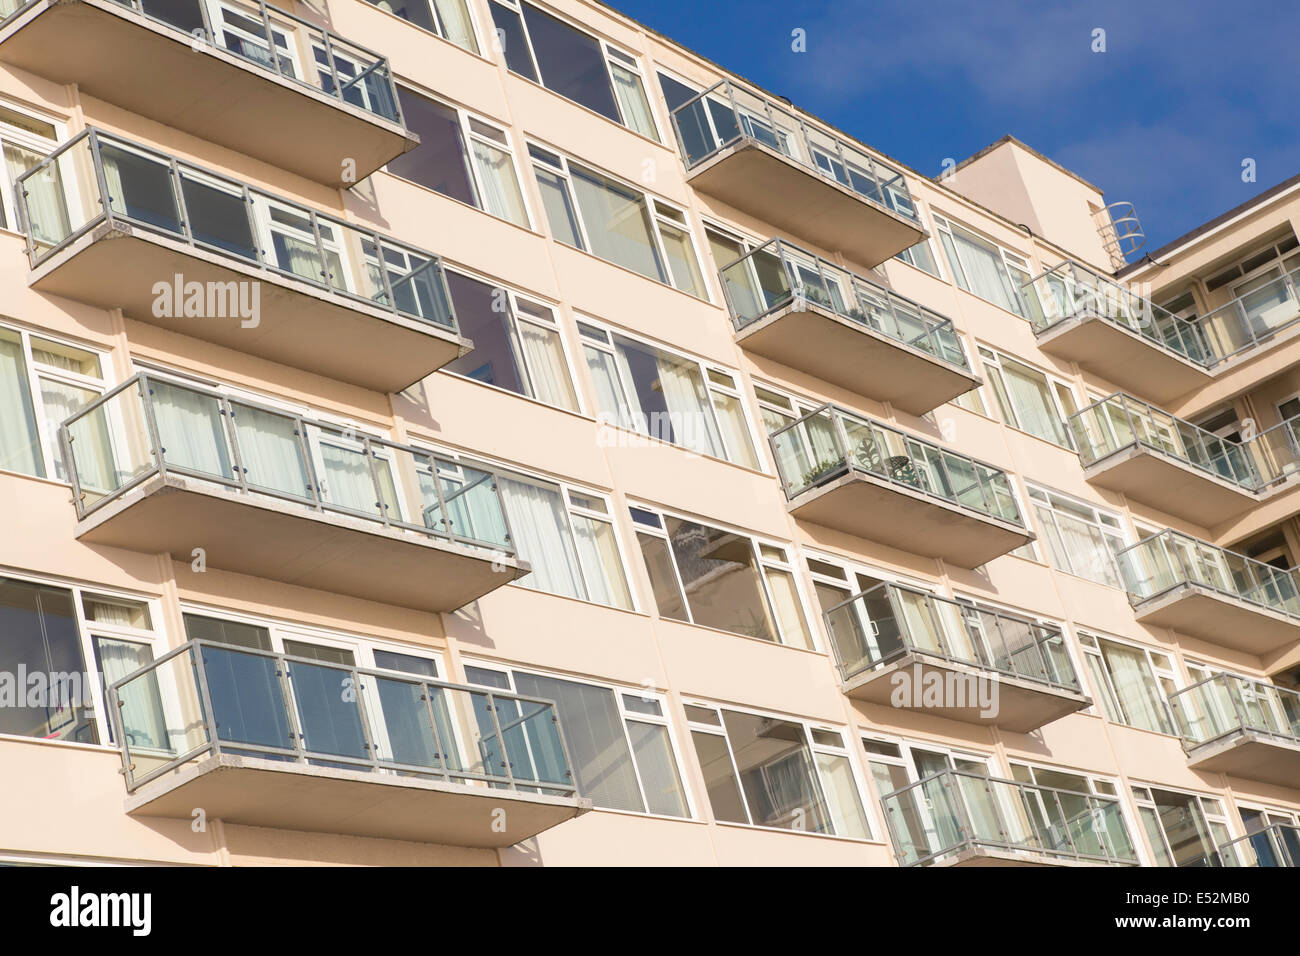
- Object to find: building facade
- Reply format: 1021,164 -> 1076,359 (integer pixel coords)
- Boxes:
0,0 -> 1297,867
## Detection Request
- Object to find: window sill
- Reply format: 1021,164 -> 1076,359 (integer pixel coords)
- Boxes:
0,732 -> 119,756
650,613 -> 828,659
549,236 -> 716,308
370,168 -> 544,241
711,818 -> 886,848
591,419 -> 773,481
357,4 -> 497,68
0,465 -> 73,492
494,580 -> 650,618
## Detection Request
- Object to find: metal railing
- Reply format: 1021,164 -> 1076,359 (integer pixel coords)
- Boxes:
879,769 -> 1137,867
1168,673 -> 1300,748
1219,824 -> 1300,867
59,372 -> 518,558
109,638 -> 576,795
15,129 -> 456,332
769,403 -> 1024,527
1023,259 -> 1300,373
1021,260 -> 1212,366
0,0 -> 404,125
717,238 -> 969,370
1067,392 -> 1259,489
1197,265 -> 1300,365
1115,529 -> 1300,619
823,581 -> 1080,692
667,78 -> 918,223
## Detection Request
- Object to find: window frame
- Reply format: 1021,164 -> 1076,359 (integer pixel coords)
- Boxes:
527,142 -> 710,299
1024,482 -> 1129,587
932,211 -> 1035,316
439,266 -> 582,412
0,101 -> 65,233
1077,628 -> 1180,734
1130,782 -> 1233,867
685,698 -> 874,841
363,0 -> 482,55
0,568 -> 164,751
628,501 -> 817,649
977,344 -> 1077,449
1,319 -> 110,483
577,316 -> 761,468
385,85 -> 533,229
463,659 -> 695,820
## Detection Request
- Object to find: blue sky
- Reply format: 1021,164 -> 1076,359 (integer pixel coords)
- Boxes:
610,0 -> 1300,255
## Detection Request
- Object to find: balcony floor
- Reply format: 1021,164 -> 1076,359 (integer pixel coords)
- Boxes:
934,846 -> 1120,867
1132,585 -> 1300,656
0,0 -> 416,185
788,471 -> 1033,568
1081,447 -> 1258,526
1185,732 -> 1300,789
688,141 -> 925,269
77,474 -> 529,613
31,223 -> 470,393
735,302 -> 979,415
125,753 -> 589,847
842,653 -> 1089,733
1035,314 -> 1210,404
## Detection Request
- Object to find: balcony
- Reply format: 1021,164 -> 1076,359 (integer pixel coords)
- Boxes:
17,130 -> 469,393
1068,393 -> 1259,525
668,80 -> 925,268
1168,674 -> 1300,788
1023,261 -> 1212,403
823,583 -> 1088,732
1220,824 -> 1300,867
109,640 -> 588,846
1195,264 -> 1300,371
60,373 -> 529,613
0,0 -> 414,186
1117,530 -> 1300,655
880,769 -> 1138,867
718,239 -> 979,414
770,404 -> 1032,568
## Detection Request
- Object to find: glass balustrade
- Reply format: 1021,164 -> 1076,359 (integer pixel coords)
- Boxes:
1167,673 -> 1300,747
60,372 -> 517,555
879,769 -> 1137,866
1219,824 -> 1300,867
16,129 -> 456,332
769,403 -> 1023,526
668,79 -> 918,223
823,581 -> 1079,691
717,238 -> 968,369
110,639 -> 577,796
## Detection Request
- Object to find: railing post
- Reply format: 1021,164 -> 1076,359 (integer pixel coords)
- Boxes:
420,683 -> 451,781
482,691 -> 516,790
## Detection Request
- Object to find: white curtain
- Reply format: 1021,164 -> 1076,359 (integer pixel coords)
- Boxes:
609,64 -> 656,139
571,514 -> 632,610
952,229 -> 1018,313
0,333 -> 43,477
999,360 -> 1067,444
499,476 -> 585,600
583,346 -> 626,427
470,139 -> 528,227
231,404 -> 310,500
97,637 -> 167,752
516,319 -> 577,410
432,0 -> 478,52
570,167 -> 663,282
710,390 -> 758,469
316,439 -> 383,515
38,378 -> 99,482
149,381 -> 231,479
1102,641 -> 1168,733
653,353 -> 724,459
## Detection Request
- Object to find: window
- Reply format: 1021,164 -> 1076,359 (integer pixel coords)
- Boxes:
0,323 -> 107,481
1027,484 -> 1127,586
0,573 -> 159,747
1132,785 -> 1230,867
387,87 -> 529,227
529,144 -> 706,297
686,702 -> 869,838
933,213 -> 1033,315
1078,631 -> 1177,734
364,0 -> 479,54
450,460 -> 633,609
894,205 -> 941,277
489,0 -> 658,139
580,320 -> 758,467
465,663 -> 690,816
0,103 -> 59,232
978,346 -> 1075,447
630,505 -> 813,648
440,271 -> 578,410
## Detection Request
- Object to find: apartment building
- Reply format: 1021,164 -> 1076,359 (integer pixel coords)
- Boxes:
0,0 -> 1296,869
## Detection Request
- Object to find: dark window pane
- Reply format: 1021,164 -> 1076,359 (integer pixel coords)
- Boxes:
691,730 -> 747,823
489,1 -> 537,81
519,2 -> 618,122
720,710 -> 833,834
101,144 -> 181,234
0,578 -> 94,743
373,650 -> 438,677
180,176 -> 256,260
366,0 -> 437,32
656,72 -> 696,112
387,88 -> 477,204
664,516 -> 775,641
636,532 -> 688,621
183,613 -> 273,651
441,272 -> 528,395
140,0 -> 206,34
513,672 -> 644,812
